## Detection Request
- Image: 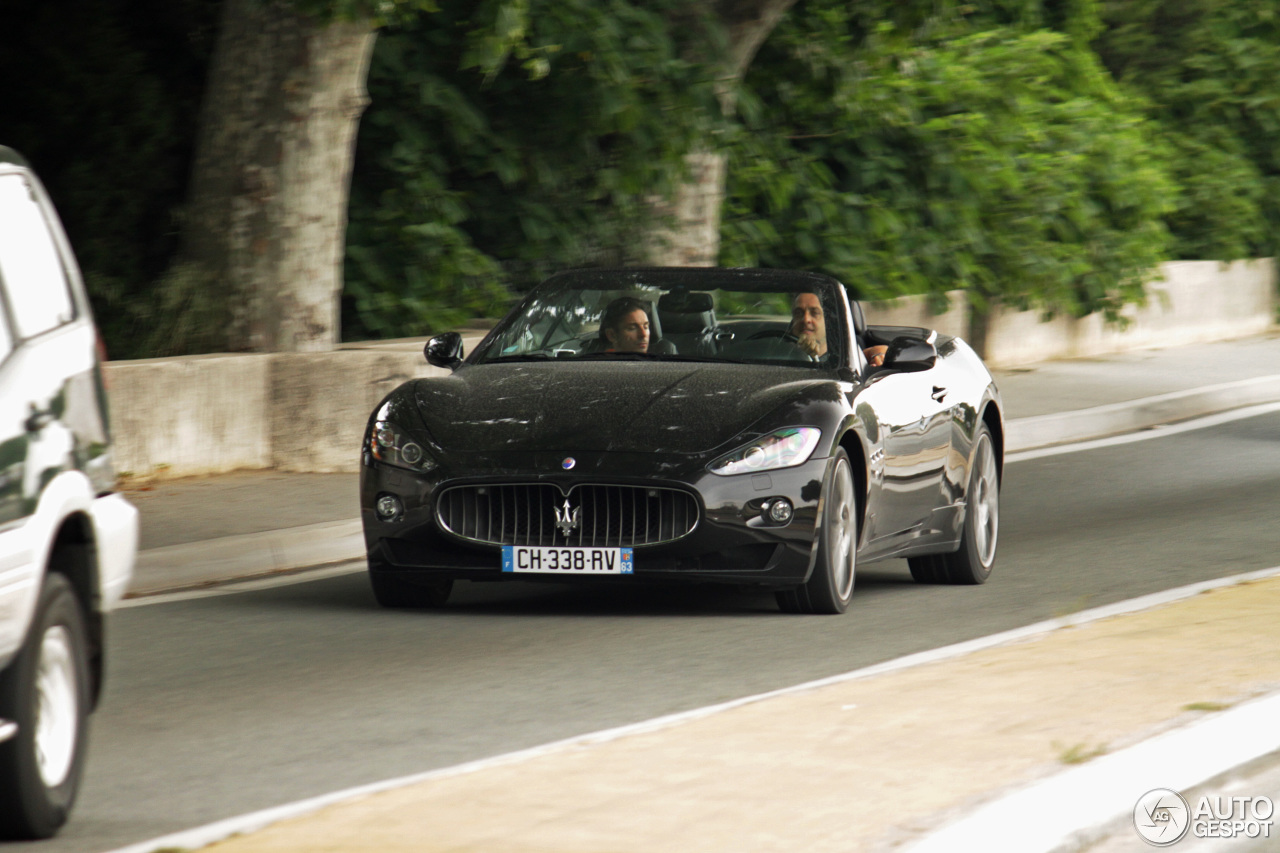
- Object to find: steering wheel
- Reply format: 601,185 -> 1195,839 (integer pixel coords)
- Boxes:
747,329 -> 800,345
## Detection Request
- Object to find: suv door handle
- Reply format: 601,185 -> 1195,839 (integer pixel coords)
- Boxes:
931,386 -> 947,402
25,406 -> 55,433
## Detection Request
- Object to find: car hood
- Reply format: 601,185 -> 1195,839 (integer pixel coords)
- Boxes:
412,361 -> 835,455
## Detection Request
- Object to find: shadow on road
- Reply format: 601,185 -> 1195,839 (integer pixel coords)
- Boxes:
215,562 -> 924,619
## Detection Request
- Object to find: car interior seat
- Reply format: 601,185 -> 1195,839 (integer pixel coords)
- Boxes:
657,291 -> 717,356
648,300 -> 677,354
850,298 -> 867,343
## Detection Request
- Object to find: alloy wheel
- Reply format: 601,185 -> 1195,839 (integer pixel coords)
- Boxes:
34,626 -> 78,788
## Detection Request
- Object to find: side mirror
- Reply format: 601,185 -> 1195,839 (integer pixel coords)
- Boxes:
883,335 -> 937,372
424,332 -> 464,370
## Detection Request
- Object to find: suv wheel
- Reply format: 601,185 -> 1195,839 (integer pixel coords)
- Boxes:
0,573 -> 91,839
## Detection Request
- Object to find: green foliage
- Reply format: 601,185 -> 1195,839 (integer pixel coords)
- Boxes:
343,0 -> 724,340
724,4 -> 1173,320
0,0 -> 219,359
9,0 -> 1278,356
1094,0 -> 1280,258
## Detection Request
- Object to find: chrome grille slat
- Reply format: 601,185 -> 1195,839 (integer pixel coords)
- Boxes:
437,484 -> 698,548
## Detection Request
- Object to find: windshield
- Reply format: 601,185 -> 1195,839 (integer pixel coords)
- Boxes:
472,270 -> 849,368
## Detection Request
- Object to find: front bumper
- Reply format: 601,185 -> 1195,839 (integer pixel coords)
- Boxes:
90,492 -> 139,611
360,450 -> 831,589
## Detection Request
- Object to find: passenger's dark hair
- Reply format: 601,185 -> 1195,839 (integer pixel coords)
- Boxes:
599,296 -> 651,341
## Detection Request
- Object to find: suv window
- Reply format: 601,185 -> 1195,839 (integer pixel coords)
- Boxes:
0,174 -> 75,339
0,290 -> 11,361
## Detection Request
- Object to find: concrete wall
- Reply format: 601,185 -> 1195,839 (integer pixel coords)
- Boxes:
980,259 -> 1276,367
863,289 -> 969,339
106,260 -> 1275,478
862,259 -> 1276,368
105,336 -> 485,478
108,353 -> 272,476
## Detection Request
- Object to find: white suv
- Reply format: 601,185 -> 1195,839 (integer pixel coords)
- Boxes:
0,146 -> 137,838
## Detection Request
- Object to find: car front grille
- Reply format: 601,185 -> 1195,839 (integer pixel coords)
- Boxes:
436,483 -> 699,547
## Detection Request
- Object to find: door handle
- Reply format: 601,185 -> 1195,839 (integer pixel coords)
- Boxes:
25,406 -> 55,433
931,386 -> 947,402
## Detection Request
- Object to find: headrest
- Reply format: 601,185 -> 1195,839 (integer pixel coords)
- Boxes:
658,292 -> 714,314
849,300 -> 867,336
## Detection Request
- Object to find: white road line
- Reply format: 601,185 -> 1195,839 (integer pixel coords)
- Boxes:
103,565 -> 1280,853
116,561 -> 364,608
1008,401 -> 1280,463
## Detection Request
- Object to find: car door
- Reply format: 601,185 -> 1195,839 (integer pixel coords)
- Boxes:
855,355 -> 954,547
0,169 -> 83,659
0,291 -> 22,540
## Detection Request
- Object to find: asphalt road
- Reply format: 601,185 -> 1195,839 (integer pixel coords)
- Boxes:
16,411 -> 1280,853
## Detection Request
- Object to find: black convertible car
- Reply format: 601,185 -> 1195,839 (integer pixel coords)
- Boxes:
360,267 -> 1002,614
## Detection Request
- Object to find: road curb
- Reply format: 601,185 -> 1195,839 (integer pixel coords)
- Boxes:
129,519 -> 364,596
1005,374 -> 1280,452
906,691 -> 1280,853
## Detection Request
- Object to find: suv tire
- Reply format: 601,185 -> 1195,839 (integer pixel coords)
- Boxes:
0,573 -> 91,840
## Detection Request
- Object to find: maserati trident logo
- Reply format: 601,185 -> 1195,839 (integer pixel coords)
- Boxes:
555,498 -> 581,537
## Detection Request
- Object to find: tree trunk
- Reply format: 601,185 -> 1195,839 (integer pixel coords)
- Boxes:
641,0 -> 798,267
182,0 -> 375,352
643,151 -> 727,266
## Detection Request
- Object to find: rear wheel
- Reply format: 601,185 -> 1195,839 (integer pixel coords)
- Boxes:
0,573 -> 91,840
909,426 -> 999,585
368,568 -> 453,608
776,449 -> 857,614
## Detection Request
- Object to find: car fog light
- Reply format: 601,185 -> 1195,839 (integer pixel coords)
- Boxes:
376,493 -> 404,521
767,498 -> 794,524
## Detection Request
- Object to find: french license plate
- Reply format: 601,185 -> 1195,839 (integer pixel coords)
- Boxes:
502,545 -> 633,575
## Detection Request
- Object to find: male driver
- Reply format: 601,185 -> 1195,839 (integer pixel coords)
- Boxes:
791,291 -> 888,366
599,296 -> 650,353
791,291 -> 827,359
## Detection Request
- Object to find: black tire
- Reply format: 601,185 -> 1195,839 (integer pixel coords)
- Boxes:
369,570 -> 453,608
776,448 -> 857,614
0,573 -> 91,840
909,425 -> 999,585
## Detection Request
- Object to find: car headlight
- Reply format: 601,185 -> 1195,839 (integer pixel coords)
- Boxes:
369,420 -> 438,473
709,427 -> 822,476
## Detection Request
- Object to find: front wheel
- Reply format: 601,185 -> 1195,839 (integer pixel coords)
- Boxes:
777,449 -> 857,614
0,573 -> 91,839
909,425 -> 999,585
